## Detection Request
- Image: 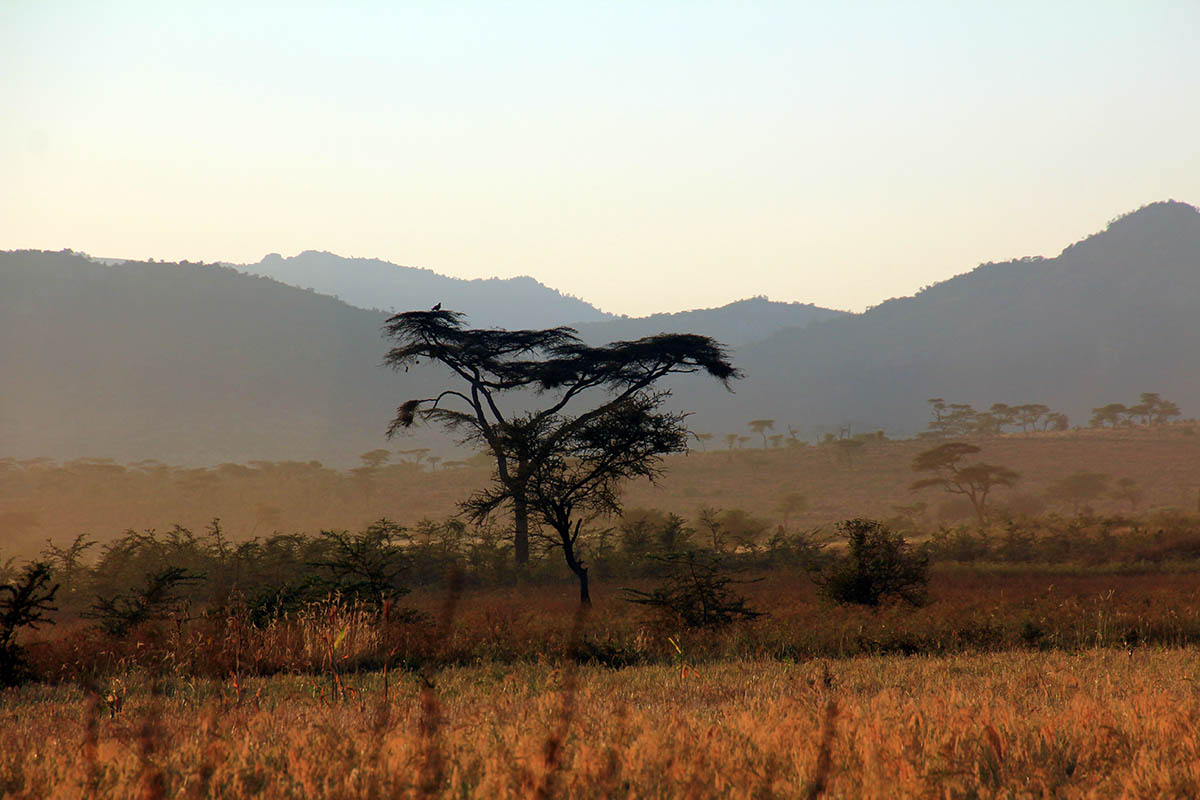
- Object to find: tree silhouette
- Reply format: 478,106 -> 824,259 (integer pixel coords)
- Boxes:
382,309 -> 739,570
1090,403 -> 1128,428
1130,392 -> 1181,426
1014,403 -> 1050,433
1045,471 -> 1110,514
1045,411 -> 1070,431
469,393 -> 693,603
358,449 -> 391,469
910,442 -> 1018,524
747,419 -> 775,448
988,403 -> 1017,432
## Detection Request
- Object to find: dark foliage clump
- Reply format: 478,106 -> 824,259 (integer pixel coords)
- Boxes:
0,562 -> 59,686
815,518 -> 929,608
310,519 -> 412,604
622,550 -> 764,628
85,566 -> 204,637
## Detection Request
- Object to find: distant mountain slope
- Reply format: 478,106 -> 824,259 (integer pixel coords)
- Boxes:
3,201 -> 1199,464
692,201 -> 1200,436
574,297 -> 847,349
0,252 -> 448,464
239,250 -> 612,329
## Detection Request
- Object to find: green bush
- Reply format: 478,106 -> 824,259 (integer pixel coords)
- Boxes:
815,518 -> 929,607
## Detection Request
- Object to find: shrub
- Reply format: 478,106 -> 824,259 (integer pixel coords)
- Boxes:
814,518 -> 929,607
311,519 -> 412,604
621,550 -> 763,627
0,562 -> 59,685
85,566 -> 204,637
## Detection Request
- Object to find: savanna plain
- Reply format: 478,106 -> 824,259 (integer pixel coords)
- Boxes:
4,424 -> 1200,798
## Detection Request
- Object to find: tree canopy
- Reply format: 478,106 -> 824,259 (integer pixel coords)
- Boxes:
382,309 -> 741,596
910,442 -> 1019,524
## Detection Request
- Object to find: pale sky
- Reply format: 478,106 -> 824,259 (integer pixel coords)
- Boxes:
3,1 -> 1198,316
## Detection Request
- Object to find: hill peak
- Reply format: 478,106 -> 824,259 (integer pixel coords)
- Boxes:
241,250 -> 612,328
1061,199 -> 1200,257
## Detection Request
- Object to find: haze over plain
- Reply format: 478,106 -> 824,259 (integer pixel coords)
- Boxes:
4,2 -> 1200,315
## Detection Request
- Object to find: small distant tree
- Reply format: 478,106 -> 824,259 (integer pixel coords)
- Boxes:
1045,411 -> 1070,431
971,411 -> 1002,436
747,419 -> 775,448
397,448 -> 431,468
1090,403 -> 1128,428
776,492 -> 808,528
40,533 -> 96,598
1045,472 -> 1110,514
910,442 -> 1019,524
717,508 -> 772,551
695,432 -> 713,451
813,519 -> 928,608
1014,403 -> 1050,433
358,449 -> 392,469
1150,396 -> 1181,426
1111,477 -> 1143,510
1132,392 -> 1181,426
988,403 -> 1017,432
697,507 -> 727,553
723,433 -> 740,450
926,398 -> 948,434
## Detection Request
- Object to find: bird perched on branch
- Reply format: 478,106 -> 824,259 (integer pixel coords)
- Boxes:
431,302 -> 442,311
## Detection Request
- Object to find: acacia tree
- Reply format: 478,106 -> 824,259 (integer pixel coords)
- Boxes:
747,419 -> 775,448
468,393 -> 690,603
909,442 -> 1019,524
382,309 -> 740,569
1045,471 -> 1110,514
1090,403 -> 1128,428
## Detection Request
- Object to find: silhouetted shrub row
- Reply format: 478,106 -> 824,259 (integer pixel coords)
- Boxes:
923,511 -> 1200,565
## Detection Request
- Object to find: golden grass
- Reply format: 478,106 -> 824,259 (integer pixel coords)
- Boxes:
24,568 -> 1200,684
3,649 -> 1199,798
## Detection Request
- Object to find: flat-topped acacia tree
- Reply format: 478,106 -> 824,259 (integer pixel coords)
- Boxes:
382,309 -> 740,599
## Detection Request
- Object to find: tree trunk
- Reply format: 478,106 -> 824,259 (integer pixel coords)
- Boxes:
513,493 -> 530,566
559,524 -> 591,606
577,565 -> 590,606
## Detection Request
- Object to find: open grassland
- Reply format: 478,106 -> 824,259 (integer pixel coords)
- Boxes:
4,425 -> 1200,554
4,649 -> 1200,798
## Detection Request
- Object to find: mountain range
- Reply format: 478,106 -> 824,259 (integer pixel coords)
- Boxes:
1,200 -> 1197,464
240,250 -> 612,329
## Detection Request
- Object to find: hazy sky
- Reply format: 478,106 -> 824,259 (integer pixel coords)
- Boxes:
4,2 -> 1199,316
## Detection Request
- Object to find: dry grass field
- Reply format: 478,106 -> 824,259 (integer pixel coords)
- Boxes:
4,650 -> 1199,798
5,426 -> 1200,797
20,568 -> 1200,683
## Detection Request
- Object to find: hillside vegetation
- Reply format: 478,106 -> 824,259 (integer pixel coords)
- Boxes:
4,201 -> 1200,467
